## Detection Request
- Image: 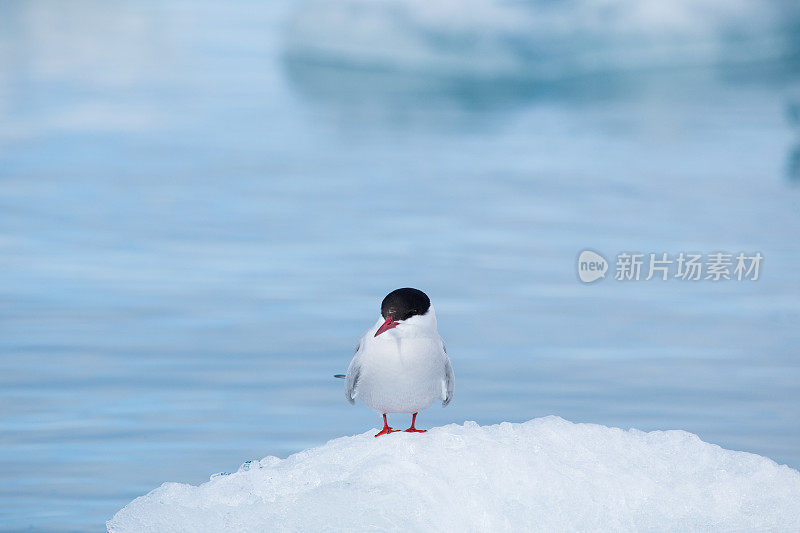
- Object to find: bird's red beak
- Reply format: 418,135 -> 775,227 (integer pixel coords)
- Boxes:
374,317 -> 399,337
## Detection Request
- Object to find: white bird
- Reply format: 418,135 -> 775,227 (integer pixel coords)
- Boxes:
341,288 -> 454,437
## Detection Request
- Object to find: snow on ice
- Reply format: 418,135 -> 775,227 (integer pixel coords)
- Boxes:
108,416 -> 800,532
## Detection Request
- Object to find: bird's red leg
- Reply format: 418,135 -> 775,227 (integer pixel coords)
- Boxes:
404,412 -> 427,433
374,414 -> 397,437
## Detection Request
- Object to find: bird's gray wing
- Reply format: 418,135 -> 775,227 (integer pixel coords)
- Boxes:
344,339 -> 363,405
442,342 -> 454,407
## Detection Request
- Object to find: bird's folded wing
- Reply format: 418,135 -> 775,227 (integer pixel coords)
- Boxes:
442,355 -> 455,407
344,339 -> 364,404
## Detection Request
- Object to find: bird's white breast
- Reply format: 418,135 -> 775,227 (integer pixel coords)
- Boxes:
353,312 -> 447,414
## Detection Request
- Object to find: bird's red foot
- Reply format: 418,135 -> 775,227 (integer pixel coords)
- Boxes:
374,426 -> 398,437
374,414 -> 397,437
404,412 -> 426,433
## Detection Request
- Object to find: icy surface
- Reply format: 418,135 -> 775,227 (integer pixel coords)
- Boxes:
108,417 -> 800,532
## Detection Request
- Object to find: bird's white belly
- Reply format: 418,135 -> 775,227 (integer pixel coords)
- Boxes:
356,338 -> 443,414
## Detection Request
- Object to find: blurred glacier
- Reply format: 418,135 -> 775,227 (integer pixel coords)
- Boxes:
285,0 -> 800,80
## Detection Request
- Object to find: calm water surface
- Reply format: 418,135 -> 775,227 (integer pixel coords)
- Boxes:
1,1 -> 799,530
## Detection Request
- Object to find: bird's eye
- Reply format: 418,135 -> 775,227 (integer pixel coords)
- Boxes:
401,309 -> 417,320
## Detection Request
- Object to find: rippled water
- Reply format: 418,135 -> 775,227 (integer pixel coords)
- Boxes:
1,1 -> 799,530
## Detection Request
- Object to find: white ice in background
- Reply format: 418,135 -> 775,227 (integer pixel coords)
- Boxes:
285,0 -> 799,79
108,417 -> 800,532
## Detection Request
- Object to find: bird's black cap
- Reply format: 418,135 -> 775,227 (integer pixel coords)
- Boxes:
380,288 -> 431,322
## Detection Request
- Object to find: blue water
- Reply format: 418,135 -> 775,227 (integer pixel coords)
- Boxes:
1,1 -> 799,530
